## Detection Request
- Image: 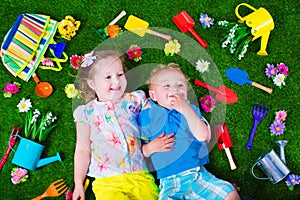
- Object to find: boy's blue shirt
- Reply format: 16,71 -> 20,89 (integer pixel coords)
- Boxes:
138,99 -> 209,179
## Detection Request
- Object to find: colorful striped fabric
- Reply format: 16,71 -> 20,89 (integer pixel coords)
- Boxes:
1,14 -> 58,81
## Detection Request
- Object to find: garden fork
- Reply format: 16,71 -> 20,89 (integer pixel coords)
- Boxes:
32,179 -> 67,200
246,104 -> 269,150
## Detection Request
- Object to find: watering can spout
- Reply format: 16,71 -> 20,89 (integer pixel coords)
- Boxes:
36,152 -> 62,168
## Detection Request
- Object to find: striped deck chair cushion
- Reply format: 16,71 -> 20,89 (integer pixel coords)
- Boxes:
1,13 -> 58,81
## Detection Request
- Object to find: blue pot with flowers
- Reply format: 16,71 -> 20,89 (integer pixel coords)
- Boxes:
11,98 -> 62,171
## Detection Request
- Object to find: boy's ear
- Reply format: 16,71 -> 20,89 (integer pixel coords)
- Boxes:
87,79 -> 95,90
148,90 -> 156,101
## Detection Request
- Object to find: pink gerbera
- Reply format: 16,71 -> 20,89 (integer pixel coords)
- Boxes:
277,63 -> 289,76
275,110 -> 287,122
199,94 -> 217,113
126,45 -> 142,62
4,82 -> 19,94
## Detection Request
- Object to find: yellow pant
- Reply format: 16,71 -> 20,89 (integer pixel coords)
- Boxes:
92,171 -> 159,200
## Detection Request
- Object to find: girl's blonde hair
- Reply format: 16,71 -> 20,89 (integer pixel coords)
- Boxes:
147,63 -> 189,89
76,50 -> 125,103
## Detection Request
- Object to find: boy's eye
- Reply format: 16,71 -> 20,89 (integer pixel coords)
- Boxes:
105,75 -> 111,79
118,72 -> 124,77
178,84 -> 184,87
163,84 -> 170,88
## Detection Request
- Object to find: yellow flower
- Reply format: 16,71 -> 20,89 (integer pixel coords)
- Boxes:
64,84 -> 79,98
58,16 -> 81,40
164,39 -> 181,56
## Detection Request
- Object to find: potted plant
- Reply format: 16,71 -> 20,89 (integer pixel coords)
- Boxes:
12,98 -> 61,171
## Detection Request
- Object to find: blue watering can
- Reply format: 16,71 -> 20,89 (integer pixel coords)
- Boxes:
11,137 -> 61,171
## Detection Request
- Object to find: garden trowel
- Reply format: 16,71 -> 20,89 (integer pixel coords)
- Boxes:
194,79 -> 238,104
226,68 -> 273,94
172,10 -> 208,48
124,15 -> 172,40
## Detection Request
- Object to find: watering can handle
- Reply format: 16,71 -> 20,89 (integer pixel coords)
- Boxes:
235,3 -> 257,23
250,162 -> 269,180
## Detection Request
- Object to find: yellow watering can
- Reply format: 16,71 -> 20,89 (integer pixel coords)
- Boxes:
235,3 -> 274,56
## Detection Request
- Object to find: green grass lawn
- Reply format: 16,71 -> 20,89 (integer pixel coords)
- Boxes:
0,0 -> 299,199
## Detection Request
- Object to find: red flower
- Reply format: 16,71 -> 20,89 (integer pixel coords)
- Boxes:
126,45 -> 142,62
70,55 -> 84,69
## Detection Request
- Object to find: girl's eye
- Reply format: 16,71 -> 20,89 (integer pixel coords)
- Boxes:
105,75 -> 111,80
118,72 -> 124,77
178,84 -> 184,87
163,84 -> 170,88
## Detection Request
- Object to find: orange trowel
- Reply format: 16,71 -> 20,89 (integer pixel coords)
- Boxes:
124,15 -> 172,41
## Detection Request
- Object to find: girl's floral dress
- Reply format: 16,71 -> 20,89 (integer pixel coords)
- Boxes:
73,91 -> 148,177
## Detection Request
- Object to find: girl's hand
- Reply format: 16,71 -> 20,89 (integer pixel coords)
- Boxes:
72,184 -> 85,200
142,132 -> 175,157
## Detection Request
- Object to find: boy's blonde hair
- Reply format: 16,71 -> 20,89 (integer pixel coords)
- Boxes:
76,50 -> 125,103
147,63 -> 189,89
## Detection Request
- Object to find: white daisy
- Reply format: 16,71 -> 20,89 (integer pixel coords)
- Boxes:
273,74 -> 285,87
17,98 -> 32,112
195,60 -> 210,73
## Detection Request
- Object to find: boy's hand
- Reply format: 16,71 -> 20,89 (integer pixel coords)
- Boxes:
169,95 -> 189,113
142,133 -> 175,157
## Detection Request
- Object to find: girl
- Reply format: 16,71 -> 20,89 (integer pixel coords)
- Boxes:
72,50 -> 159,200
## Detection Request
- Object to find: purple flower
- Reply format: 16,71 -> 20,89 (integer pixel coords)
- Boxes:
265,64 -> 278,77
199,14 -> 214,28
277,63 -> 289,76
286,174 -> 300,186
270,121 -> 285,135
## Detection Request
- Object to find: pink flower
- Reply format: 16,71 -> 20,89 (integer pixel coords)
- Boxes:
70,55 -> 84,69
4,82 -> 19,94
199,95 -> 217,113
277,63 -> 289,76
11,167 -> 28,184
126,45 -> 142,62
275,110 -> 287,122
107,132 -> 122,148
42,58 -> 54,66
65,189 -> 73,200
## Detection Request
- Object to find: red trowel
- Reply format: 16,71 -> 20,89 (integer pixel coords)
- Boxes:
194,79 -> 238,104
214,123 -> 237,170
173,10 -> 208,48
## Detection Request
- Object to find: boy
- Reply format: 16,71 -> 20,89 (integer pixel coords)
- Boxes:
138,63 -> 240,200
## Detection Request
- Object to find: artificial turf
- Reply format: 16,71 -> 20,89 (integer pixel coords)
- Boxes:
0,0 -> 299,199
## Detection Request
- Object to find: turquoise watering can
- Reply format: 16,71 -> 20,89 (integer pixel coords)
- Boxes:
11,137 -> 61,171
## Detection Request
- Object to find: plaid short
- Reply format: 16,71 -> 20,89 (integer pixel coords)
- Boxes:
159,166 -> 235,200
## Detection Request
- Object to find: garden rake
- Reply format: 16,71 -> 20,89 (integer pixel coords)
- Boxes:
246,104 -> 269,150
32,179 -> 67,200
